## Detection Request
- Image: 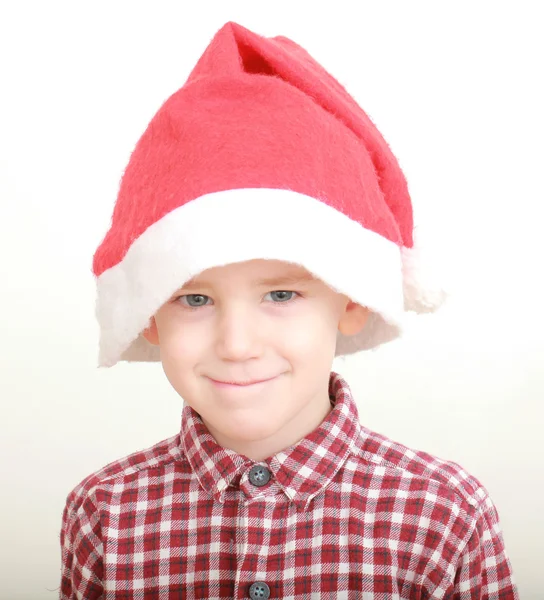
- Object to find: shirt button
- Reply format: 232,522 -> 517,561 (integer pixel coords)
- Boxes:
248,464 -> 271,487
249,581 -> 271,599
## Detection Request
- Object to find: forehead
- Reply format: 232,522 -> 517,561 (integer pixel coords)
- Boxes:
181,260 -> 316,288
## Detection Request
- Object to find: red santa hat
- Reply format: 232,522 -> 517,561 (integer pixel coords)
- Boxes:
92,21 -> 446,368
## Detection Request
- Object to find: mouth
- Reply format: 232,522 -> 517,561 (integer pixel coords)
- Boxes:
208,375 -> 278,388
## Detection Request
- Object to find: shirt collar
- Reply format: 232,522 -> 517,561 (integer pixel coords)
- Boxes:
179,371 -> 361,507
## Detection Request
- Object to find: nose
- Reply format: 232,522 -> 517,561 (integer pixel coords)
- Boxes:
214,304 -> 263,361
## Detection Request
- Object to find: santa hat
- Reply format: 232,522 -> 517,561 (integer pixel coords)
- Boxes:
92,21 -> 446,368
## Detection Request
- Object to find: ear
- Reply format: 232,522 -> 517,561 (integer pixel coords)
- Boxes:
338,301 -> 371,336
142,316 -> 160,346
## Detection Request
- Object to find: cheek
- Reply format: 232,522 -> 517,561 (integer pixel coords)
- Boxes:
279,313 -> 337,356
157,325 -> 207,388
158,318 -> 206,356
159,344 -> 200,404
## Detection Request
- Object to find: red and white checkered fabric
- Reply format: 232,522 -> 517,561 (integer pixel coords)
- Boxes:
60,371 -> 518,598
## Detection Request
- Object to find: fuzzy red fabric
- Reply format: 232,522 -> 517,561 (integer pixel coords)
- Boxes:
93,21 -> 412,278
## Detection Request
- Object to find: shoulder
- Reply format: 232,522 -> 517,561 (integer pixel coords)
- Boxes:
351,424 -> 491,513
347,426 -> 507,586
344,427 -> 517,595
63,432 -> 187,515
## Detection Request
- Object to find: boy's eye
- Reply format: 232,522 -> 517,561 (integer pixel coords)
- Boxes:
183,294 -> 210,308
177,291 -> 299,309
267,291 -> 295,302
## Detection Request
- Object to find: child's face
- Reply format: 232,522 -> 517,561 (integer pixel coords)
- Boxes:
143,259 -> 369,460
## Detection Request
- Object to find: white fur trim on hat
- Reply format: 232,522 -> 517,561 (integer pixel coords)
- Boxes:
95,188 -> 439,367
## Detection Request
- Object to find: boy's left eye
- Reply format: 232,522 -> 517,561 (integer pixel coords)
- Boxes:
266,290 -> 297,302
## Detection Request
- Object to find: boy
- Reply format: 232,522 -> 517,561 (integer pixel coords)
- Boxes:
59,21 -> 519,598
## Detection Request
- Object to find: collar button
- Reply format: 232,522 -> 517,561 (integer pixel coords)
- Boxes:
248,464 -> 271,487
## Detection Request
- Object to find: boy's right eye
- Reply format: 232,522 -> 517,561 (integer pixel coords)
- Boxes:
177,294 -> 211,309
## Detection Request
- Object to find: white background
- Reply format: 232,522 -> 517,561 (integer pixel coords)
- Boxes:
1,2 -> 542,598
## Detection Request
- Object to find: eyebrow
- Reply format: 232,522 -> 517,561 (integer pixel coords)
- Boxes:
181,271 -> 316,289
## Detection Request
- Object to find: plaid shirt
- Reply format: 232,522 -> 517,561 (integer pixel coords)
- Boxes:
60,371 -> 518,599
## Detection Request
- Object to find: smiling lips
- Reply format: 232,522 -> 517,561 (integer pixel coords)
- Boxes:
209,376 -> 276,387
